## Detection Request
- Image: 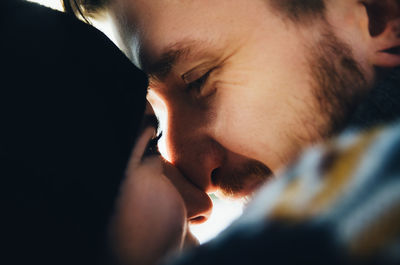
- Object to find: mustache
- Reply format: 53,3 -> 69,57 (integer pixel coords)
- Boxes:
212,160 -> 272,198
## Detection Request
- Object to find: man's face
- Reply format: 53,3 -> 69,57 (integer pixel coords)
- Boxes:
110,0 -> 369,197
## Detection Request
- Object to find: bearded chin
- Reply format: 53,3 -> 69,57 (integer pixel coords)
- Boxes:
307,27 -> 369,139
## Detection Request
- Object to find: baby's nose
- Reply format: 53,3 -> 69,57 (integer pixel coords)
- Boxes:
162,161 -> 213,224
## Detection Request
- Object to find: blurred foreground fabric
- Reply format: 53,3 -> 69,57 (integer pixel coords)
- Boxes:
168,121 -> 400,265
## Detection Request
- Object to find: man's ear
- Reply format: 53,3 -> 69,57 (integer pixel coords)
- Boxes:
363,0 -> 400,67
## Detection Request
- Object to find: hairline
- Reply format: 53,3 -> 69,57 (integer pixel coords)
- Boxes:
265,0 -> 326,23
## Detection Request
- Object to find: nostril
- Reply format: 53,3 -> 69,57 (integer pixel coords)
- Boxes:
189,216 -> 207,224
211,168 -> 220,186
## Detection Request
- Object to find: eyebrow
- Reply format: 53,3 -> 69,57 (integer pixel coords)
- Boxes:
140,40 -> 208,80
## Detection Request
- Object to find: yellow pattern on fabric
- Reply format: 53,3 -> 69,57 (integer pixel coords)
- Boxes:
269,128 -> 381,221
268,178 -> 302,221
350,200 -> 400,257
303,129 -> 380,217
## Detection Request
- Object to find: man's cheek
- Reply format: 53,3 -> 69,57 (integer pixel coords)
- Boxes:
214,106 -> 264,160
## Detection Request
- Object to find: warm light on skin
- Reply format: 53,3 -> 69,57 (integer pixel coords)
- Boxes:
26,0 -> 242,244
147,90 -> 170,162
105,0 -> 396,242
147,90 -> 244,243
109,0 -> 333,195
191,196 -> 243,243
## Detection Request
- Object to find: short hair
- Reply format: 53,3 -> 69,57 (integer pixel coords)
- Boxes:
62,0 -> 108,21
63,0 -> 326,23
267,0 -> 326,22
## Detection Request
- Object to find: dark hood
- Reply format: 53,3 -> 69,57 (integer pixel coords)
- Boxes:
1,1 -> 147,264
347,67 -> 400,130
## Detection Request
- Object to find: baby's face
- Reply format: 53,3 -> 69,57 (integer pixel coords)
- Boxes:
110,103 -> 212,265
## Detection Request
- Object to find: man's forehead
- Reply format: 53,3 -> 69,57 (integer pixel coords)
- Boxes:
137,39 -> 220,79
138,40 -> 195,77
123,0 -> 270,73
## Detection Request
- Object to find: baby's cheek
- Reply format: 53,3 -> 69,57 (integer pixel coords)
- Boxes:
111,167 -> 187,265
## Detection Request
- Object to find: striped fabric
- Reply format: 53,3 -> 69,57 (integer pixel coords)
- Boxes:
236,122 -> 400,262
168,122 -> 400,265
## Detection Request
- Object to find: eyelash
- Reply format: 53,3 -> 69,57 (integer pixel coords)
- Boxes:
143,132 -> 163,157
186,70 -> 212,93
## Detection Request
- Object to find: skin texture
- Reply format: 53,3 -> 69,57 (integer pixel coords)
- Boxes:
104,0 -> 400,264
107,0 -> 400,199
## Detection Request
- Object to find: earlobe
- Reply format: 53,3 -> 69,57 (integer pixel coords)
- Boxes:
364,0 -> 400,67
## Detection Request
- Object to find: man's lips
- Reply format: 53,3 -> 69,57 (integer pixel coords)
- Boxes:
211,157 -> 274,199
215,171 -> 274,199
234,173 -> 273,198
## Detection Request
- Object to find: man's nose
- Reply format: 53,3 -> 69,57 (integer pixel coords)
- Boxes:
159,98 -> 225,194
163,161 -> 213,224
164,123 -> 223,194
